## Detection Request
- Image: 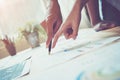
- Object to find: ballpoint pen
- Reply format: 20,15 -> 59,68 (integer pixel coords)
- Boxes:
48,23 -> 56,55
48,40 -> 52,55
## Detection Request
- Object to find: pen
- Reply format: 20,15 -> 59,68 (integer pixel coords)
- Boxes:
48,40 -> 52,55
48,23 -> 55,55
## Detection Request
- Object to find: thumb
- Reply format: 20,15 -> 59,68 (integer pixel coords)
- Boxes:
72,26 -> 78,40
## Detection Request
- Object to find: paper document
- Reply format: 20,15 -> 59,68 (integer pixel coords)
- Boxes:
0,57 -> 31,80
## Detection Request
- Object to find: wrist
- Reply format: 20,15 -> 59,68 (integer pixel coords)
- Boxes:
51,0 -> 59,5
46,0 -> 61,17
51,0 -> 58,1
47,0 -> 60,11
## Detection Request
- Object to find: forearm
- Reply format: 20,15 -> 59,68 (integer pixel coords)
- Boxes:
72,0 -> 88,12
67,0 -> 88,22
47,0 -> 60,15
86,0 -> 101,26
48,0 -> 60,9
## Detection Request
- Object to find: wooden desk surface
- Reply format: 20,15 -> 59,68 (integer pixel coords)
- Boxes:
0,27 -> 120,80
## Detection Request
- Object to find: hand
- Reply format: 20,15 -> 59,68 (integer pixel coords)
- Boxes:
93,21 -> 116,32
40,0 -> 62,48
52,0 -> 88,48
52,5 -> 82,48
52,13 -> 81,48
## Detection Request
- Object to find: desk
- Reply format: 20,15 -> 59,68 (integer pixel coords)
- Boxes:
0,27 -> 120,80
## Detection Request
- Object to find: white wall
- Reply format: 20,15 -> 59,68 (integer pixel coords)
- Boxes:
0,0 -> 45,37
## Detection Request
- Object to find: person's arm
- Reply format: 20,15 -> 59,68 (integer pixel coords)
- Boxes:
86,0 -> 101,26
86,0 -> 116,31
41,0 -> 62,48
52,0 -> 88,48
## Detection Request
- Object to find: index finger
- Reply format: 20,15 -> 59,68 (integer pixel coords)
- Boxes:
52,28 -> 63,48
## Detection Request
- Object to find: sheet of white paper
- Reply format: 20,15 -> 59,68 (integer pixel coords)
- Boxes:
31,36 -> 120,72
31,39 -> 120,80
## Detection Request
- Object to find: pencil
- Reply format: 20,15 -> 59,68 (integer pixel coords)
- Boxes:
48,40 -> 52,55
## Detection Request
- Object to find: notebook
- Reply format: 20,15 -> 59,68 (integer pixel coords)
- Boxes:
0,57 -> 31,80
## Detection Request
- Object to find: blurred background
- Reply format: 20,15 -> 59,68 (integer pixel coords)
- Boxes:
1,0 -> 120,58
0,0 -> 90,58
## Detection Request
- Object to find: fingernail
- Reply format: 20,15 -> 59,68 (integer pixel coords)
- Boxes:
46,44 -> 49,48
73,36 -> 76,40
52,44 -> 54,48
